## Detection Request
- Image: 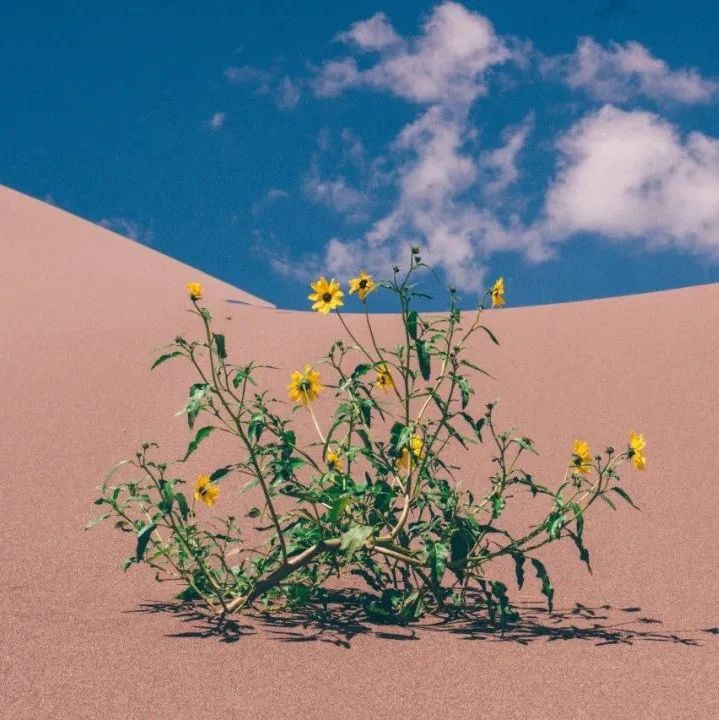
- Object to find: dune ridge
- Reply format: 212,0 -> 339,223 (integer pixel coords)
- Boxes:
1,186 -> 717,719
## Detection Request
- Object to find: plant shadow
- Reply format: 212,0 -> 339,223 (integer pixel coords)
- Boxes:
132,590 -> 710,649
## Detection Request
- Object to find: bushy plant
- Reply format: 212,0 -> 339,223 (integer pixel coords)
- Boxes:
90,252 -> 647,625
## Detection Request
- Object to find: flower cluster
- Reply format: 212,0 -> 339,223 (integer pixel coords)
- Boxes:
571,432 -> 647,475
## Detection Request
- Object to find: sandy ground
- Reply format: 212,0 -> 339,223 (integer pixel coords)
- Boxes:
1,186 -> 717,719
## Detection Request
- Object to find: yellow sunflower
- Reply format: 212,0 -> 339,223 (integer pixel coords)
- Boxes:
193,474 -> 219,507
490,277 -> 505,308
348,271 -> 376,301
308,276 -> 344,314
571,440 -> 592,475
397,435 -> 424,471
628,431 -> 647,470
287,365 -> 323,405
186,282 -> 203,300
326,449 -> 342,472
375,365 -> 395,393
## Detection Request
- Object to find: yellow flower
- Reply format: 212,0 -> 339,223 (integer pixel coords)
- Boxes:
375,365 -> 395,393
348,271 -> 376,301
193,474 -> 219,507
186,281 -> 203,300
326,449 -> 342,472
571,440 -> 592,475
491,277 -> 505,307
397,435 -> 424,471
287,365 -> 323,405
629,431 -> 647,470
308,276 -> 344,314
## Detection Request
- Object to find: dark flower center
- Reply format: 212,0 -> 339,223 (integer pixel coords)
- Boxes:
359,279 -> 368,289
322,292 -> 332,302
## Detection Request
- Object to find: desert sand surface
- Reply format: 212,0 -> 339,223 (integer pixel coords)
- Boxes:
1,185 -> 717,719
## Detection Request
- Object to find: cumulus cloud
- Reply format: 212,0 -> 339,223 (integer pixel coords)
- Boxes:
309,3 -> 526,288
550,37 -> 717,104
337,11 -> 402,51
479,114 -> 534,195
538,105 -> 719,256
328,106 -> 517,289
304,167 -> 368,222
284,4 -> 719,291
315,1 -> 515,105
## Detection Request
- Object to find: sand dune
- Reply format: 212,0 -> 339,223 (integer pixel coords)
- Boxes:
1,186 -> 717,719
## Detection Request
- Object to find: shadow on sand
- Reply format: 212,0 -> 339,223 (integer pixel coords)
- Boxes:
131,591 -> 712,649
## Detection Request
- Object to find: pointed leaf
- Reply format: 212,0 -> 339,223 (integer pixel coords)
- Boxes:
180,425 -> 216,461
407,311 -> 418,340
151,351 -> 183,370
416,340 -> 431,381
611,486 -> 640,510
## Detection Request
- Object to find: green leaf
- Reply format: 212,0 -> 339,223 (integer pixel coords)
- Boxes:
511,551 -> 525,589
569,502 -> 584,538
358,398 -> 372,427
457,375 -> 472,409
339,525 -> 373,558
157,480 -> 175,514
416,339 -> 431,381
427,541 -> 450,585
513,436 -> 539,455
600,494 -> 617,511
248,415 -> 264,444
212,333 -> 227,360
327,494 -> 353,524
85,513 -> 110,529
151,351 -> 183,370
611,486 -> 640,510
175,492 -> 190,521
479,325 -> 500,345
356,428 -> 373,452
176,585 -> 201,602
390,422 -> 411,456
449,527 -> 473,573
135,522 -> 156,562
373,480 -> 395,513
407,311 -> 418,340
210,466 -> 232,482
181,425 -> 216,461
351,363 -> 373,379
568,530 -> 592,573
185,383 -> 210,430
491,494 -> 506,519
530,558 -> 554,612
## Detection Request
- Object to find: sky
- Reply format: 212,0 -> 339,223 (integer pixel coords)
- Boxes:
2,0 -> 719,310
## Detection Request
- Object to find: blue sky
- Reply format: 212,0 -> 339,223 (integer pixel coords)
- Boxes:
2,0 -> 719,310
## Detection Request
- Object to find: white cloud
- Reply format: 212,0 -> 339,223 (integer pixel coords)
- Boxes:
304,169 -> 368,221
225,65 -> 301,110
267,188 -> 290,201
277,76 -> 301,109
208,112 -> 226,130
479,114 -> 534,195
551,37 -> 717,104
338,12 -> 402,51
327,107 -> 516,290
538,105 -> 719,256
315,1 -> 515,105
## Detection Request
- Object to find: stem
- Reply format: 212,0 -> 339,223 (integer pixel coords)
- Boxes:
193,300 -> 288,563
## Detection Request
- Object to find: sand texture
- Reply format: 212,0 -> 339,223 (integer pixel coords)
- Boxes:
1,186 -> 717,719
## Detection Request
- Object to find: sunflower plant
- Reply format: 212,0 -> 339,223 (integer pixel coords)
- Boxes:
90,252 -> 647,625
